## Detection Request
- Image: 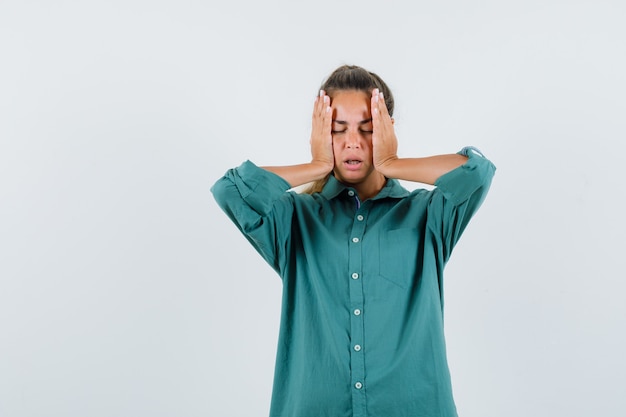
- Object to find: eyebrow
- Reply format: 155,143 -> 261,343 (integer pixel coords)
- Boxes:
332,118 -> 373,125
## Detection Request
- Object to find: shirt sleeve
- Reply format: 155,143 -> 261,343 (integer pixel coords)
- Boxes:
210,160 -> 294,274
429,146 -> 496,263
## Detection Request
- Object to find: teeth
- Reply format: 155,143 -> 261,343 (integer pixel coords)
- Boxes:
347,160 -> 360,165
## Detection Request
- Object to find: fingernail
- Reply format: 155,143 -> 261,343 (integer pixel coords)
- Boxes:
320,90 -> 324,97
380,91 -> 384,99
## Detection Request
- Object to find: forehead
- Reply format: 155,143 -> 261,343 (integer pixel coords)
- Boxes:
331,90 -> 371,121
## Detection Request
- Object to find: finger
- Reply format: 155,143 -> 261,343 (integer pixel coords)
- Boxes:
316,91 -> 331,118
313,94 -> 319,119
371,88 -> 380,116
319,90 -> 326,113
311,91 -> 325,144
319,93 -> 331,125
371,89 -> 382,128
378,91 -> 391,118
376,91 -> 391,120
313,90 -> 324,117
323,95 -> 332,130
312,92 -> 332,144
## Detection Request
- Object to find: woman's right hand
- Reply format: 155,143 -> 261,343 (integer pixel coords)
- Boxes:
310,90 -> 335,173
260,91 -> 334,187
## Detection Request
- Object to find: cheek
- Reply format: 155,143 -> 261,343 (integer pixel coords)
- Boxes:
361,137 -> 373,152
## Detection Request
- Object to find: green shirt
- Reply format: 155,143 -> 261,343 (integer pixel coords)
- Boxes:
211,147 -> 496,417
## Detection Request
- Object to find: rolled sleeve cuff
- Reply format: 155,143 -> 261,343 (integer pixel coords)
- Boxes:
231,160 -> 292,214
434,147 -> 496,205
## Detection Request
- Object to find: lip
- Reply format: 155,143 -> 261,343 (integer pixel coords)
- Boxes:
343,159 -> 363,171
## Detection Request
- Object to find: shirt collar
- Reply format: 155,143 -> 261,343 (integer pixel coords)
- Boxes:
320,175 -> 410,201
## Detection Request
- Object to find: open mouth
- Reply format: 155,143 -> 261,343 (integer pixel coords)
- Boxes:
343,159 -> 363,170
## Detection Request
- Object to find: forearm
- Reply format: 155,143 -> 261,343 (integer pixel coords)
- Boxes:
262,161 -> 332,188
377,154 -> 468,185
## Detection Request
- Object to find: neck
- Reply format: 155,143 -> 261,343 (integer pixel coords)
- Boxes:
344,172 -> 387,201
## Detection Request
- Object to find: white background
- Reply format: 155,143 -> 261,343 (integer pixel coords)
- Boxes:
1,1 -> 625,416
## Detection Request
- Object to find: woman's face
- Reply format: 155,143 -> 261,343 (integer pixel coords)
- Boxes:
330,90 -> 380,187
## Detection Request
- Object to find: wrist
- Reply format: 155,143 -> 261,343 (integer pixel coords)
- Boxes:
309,160 -> 334,179
374,155 -> 399,177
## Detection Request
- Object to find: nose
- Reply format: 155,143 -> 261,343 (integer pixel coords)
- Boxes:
345,130 -> 361,149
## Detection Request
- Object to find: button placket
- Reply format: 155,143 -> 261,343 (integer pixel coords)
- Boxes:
347,200 -> 367,413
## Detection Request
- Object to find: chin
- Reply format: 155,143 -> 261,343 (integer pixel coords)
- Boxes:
336,173 -> 366,184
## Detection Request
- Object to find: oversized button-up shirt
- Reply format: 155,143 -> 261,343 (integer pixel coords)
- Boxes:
211,148 -> 496,417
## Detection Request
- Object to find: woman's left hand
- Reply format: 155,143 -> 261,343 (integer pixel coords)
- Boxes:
371,88 -> 398,172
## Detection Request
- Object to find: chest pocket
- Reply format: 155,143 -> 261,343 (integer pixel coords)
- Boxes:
378,228 -> 420,289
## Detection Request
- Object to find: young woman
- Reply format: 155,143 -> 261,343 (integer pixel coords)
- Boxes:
212,65 -> 496,417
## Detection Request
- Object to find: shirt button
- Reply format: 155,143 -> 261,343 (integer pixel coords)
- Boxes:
355,382 -> 363,389
352,237 -> 359,243
354,344 -> 362,352
356,215 -> 364,221
351,273 -> 359,280
348,190 -> 355,196
354,309 -> 361,316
